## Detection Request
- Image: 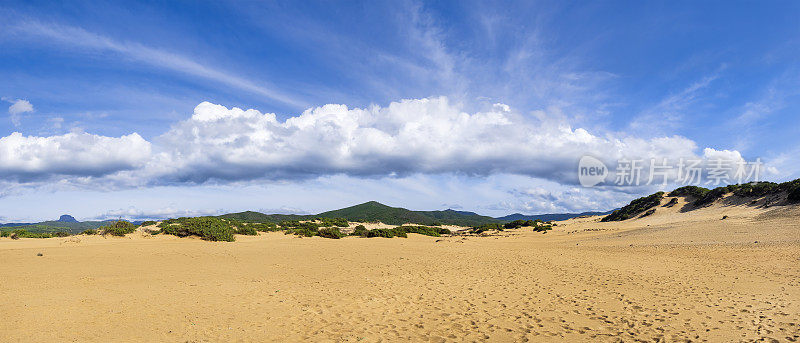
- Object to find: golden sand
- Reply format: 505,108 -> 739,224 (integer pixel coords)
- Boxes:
1,197 -> 798,342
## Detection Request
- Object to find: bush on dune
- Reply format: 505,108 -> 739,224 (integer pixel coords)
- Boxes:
236,225 -> 258,236
318,227 -> 345,239
351,225 -> 368,237
158,217 -> 237,242
393,225 -> 448,237
602,192 -> 665,222
101,221 -> 137,236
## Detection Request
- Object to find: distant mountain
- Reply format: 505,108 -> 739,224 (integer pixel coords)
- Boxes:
218,202 -> 613,226
58,215 -> 78,222
220,202 -> 502,226
316,201 -> 438,225
0,217 -> 114,234
495,211 -> 613,222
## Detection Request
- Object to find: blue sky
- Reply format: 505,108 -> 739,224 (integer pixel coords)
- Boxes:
1,1 -> 799,221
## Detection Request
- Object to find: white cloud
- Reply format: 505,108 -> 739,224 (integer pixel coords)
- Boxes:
6,99 -> 34,126
0,130 -> 151,180
0,97 -> 760,196
151,97 -> 708,185
94,206 -> 222,221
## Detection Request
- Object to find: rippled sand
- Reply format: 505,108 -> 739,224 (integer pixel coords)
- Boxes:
1,199 -> 799,342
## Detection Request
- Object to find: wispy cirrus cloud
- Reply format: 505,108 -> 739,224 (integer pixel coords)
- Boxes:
5,20 -> 307,108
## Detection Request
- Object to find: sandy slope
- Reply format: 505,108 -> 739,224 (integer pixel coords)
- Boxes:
1,198 -> 799,342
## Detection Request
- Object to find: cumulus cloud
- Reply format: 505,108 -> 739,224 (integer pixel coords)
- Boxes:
0,131 -> 151,181
6,98 -> 34,126
94,206 -> 221,221
152,97 -> 707,184
0,97 -> 759,192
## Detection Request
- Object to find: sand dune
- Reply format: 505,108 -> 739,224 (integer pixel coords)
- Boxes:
1,196 -> 798,342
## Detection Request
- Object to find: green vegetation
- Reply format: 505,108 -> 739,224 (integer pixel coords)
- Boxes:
81,229 -> 97,235
217,211 -> 310,223
351,225 -> 368,237
139,220 -> 156,227
533,224 -> 553,232
158,217 -> 238,242
316,201 -> 500,226
318,227 -> 345,239
469,223 -> 503,234
250,222 -> 280,232
365,228 -> 406,238
315,217 -> 349,227
0,228 -> 72,238
669,186 -> 709,199
100,221 -> 137,236
236,225 -> 258,236
602,192 -> 665,222
393,225 -> 451,237
503,219 -> 542,229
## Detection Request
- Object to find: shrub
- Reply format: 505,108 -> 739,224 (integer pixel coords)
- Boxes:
351,225 -> 368,237
693,187 -> 729,207
6,229 -> 54,239
472,223 -> 503,232
236,226 -> 258,236
101,221 -> 137,236
139,220 -> 157,227
533,224 -> 552,232
733,182 -> 778,197
504,220 -> 537,229
602,192 -> 665,222
81,229 -> 98,235
251,223 -> 279,232
394,225 -> 443,237
318,227 -> 345,239
316,217 -> 349,227
669,186 -> 709,199
159,217 -> 237,242
366,228 -> 406,238
0,231 -> 9,237
52,231 -> 71,237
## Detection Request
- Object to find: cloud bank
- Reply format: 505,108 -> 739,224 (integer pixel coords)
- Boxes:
0,97 -> 755,191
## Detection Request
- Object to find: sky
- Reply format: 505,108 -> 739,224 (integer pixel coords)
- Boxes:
1,1 -> 799,222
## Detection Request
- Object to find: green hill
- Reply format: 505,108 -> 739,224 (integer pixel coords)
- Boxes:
217,211 -> 311,223
316,201 -> 438,225
416,209 -> 501,227
0,220 -> 111,235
